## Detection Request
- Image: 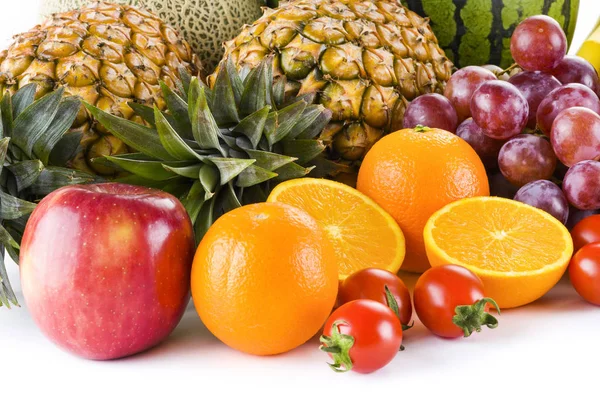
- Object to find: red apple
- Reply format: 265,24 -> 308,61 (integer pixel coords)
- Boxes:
20,183 -> 195,360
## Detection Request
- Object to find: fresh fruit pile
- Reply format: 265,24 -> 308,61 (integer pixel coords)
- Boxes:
401,0 -> 580,68
1,0 -> 600,379
408,15 -> 600,231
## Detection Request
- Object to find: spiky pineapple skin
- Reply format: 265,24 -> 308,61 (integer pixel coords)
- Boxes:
0,2 -> 201,175
39,0 -> 265,72
211,0 -> 453,171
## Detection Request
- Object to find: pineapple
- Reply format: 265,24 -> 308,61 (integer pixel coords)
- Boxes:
210,0 -> 454,176
0,2 -> 202,176
86,57 -> 337,242
0,85 -> 97,308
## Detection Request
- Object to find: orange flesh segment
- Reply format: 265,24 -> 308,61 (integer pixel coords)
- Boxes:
268,179 -> 405,278
429,198 -> 570,273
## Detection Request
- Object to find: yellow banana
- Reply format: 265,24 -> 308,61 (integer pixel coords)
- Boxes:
578,17 -> 600,73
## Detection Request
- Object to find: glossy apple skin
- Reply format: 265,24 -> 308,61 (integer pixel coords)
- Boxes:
20,183 -> 195,360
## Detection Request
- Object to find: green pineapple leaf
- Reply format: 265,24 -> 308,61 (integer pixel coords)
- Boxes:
163,163 -> 204,179
245,150 -> 296,171
199,165 -> 219,199
264,100 -> 307,146
232,106 -> 270,149
0,137 -> 9,175
128,102 -> 156,126
207,157 -> 255,185
194,196 -> 217,244
11,84 -> 37,119
0,247 -> 19,308
220,182 -> 242,214
84,102 -> 174,161
281,139 -> 326,165
154,107 -> 205,161
27,167 -> 97,196
48,130 -> 82,167
181,180 -> 205,223
236,165 -> 278,187
1,94 -> 12,138
12,88 -> 63,156
211,60 -> 240,125
160,81 -> 193,140
8,160 -> 44,192
225,57 -> 244,108
101,155 -> 180,181
275,162 -> 314,181
33,96 -> 80,165
287,105 -> 327,140
188,80 -> 224,155
297,109 -> 333,140
240,58 -> 273,116
0,191 -> 37,220
177,66 -> 193,99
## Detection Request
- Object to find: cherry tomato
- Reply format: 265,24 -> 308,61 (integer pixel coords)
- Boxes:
571,215 -> 600,252
569,242 -> 600,305
413,265 -> 500,338
320,299 -> 402,374
338,268 -> 412,327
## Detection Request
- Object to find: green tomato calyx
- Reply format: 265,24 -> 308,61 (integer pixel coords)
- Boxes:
452,297 -> 501,337
319,321 -> 355,373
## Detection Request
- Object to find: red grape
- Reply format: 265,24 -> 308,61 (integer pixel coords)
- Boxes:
537,83 -> 600,136
563,160 -> 600,210
514,180 -> 569,224
551,107 -> 600,167
509,71 -> 562,129
498,134 -> 557,187
444,66 -> 497,123
456,118 -> 505,170
403,93 -> 458,132
471,80 -> 529,140
551,56 -> 600,94
510,15 -> 567,72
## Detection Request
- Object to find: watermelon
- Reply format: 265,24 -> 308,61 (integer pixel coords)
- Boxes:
401,0 -> 580,68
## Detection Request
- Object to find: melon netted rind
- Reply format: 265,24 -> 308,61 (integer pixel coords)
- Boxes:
39,0 -> 265,72
402,0 -> 580,68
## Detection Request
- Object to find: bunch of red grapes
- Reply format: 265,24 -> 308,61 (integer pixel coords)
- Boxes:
403,15 -> 600,229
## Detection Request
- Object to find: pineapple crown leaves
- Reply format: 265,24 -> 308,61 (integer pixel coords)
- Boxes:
84,56 -> 333,243
0,85 -> 99,308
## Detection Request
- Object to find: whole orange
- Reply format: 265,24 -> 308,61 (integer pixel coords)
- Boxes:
191,202 -> 339,356
357,127 -> 489,273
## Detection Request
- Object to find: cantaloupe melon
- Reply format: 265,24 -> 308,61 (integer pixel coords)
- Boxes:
39,0 -> 265,73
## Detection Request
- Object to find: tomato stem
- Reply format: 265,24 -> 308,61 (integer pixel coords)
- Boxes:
319,321 -> 355,373
452,297 -> 501,337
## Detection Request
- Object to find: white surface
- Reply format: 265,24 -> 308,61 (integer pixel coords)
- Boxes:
2,1 -> 600,393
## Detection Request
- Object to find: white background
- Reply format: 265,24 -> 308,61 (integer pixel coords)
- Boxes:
1,1 -> 600,393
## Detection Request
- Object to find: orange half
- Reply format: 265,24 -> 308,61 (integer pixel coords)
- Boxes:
267,178 -> 405,279
424,197 -> 573,308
